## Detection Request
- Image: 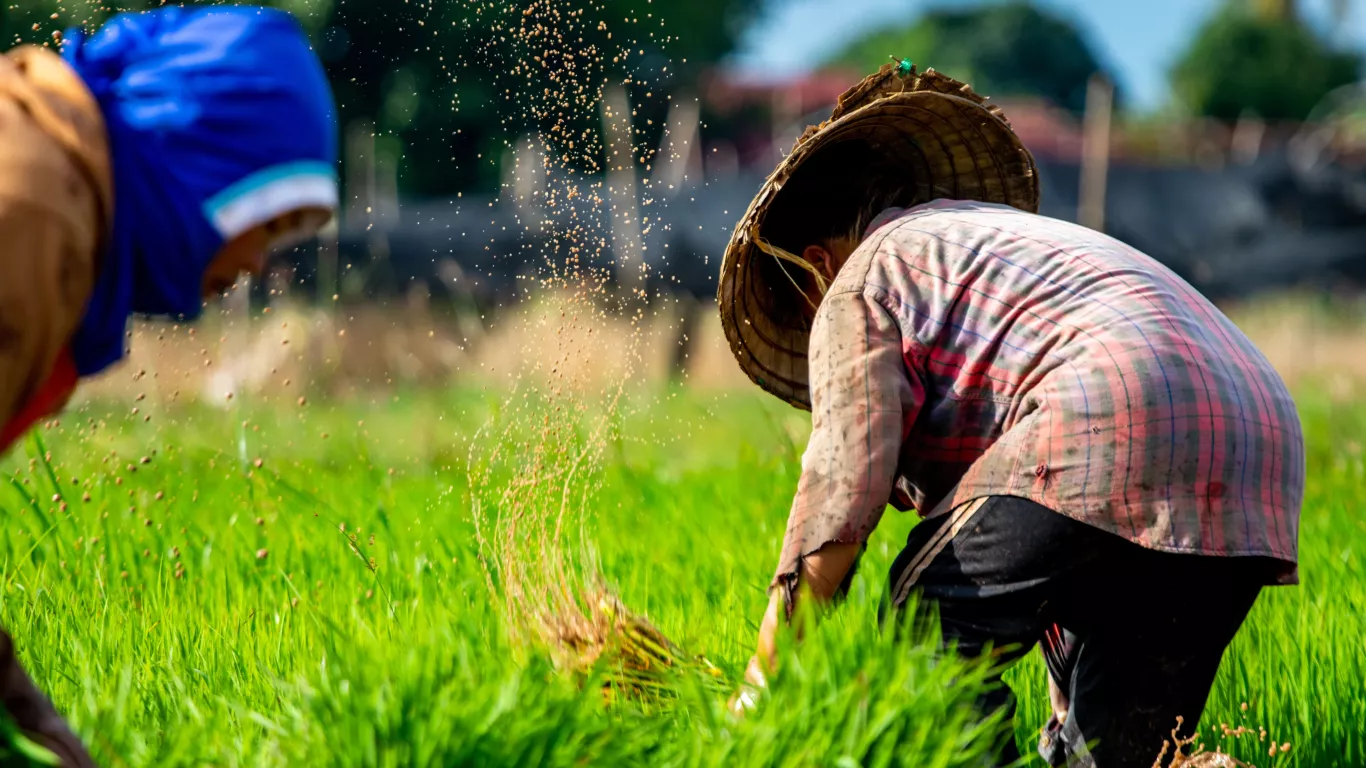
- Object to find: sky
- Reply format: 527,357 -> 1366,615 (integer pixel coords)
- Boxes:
730,0 -> 1366,112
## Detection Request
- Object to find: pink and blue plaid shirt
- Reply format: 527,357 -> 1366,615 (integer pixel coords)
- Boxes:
775,200 -> 1304,595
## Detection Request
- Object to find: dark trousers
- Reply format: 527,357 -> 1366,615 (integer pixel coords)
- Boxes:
884,495 -> 1274,768
0,630 -> 94,767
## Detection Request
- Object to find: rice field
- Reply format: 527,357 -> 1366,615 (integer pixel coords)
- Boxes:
0,348 -> 1362,767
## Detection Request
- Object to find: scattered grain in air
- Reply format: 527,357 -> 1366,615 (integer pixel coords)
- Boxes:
256,549 -> 269,560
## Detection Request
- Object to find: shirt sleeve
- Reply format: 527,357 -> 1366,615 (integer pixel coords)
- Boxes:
770,287 -> 923,603
0,198 -> 91,432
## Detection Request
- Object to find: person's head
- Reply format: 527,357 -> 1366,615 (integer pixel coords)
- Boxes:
202,206 -> 334,297
761,140 -> 922,320
63,5 -> 338,377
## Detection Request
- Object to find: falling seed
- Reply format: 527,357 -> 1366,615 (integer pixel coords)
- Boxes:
297,396 -> 307,406
253,458 -> 264,469
256,517 -> 265,526
256,549 -> 269,560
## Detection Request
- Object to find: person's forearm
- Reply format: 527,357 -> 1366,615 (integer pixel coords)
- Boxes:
756,540 -> 862,670
799,540 -> 862,601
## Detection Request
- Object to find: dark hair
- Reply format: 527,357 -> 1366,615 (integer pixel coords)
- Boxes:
763,140 -> 923,254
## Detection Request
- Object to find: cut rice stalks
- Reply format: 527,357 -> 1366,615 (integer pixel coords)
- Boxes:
536,586 -> 728,704
465,311 -> 729,705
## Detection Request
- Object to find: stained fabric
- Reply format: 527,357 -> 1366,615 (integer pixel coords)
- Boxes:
773,200 -> 1304,600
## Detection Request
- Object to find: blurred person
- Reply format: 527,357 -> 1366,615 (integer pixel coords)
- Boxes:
0,6 -> 338,764
721,61 -> 1302,768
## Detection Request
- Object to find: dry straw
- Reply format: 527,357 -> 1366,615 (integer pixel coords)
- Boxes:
465,291 -> 724,701
1150,712 -> 1292,768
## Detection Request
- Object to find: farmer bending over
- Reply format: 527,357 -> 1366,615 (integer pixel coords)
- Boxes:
0,7 -> 337,764
721,62 -> 1303,768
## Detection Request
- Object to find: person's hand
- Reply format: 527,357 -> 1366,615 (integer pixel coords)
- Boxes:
727,655 -> 768,716
728,592 -> 783,717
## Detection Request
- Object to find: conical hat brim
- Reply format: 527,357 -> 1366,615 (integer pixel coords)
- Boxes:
718,75 -> 1039,410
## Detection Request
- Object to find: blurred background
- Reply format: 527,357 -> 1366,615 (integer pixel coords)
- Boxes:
5,0 -> 1366,403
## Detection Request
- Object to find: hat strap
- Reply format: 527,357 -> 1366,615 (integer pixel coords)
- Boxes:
749,227 -> 830,312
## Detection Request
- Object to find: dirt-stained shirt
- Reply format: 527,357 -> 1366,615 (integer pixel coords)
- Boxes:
774,200 -> 1304,599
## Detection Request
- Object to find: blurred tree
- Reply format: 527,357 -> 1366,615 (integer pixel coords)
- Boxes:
0,0 -> 760,197
829,1 -> 1115,114
1253,0 -> 1299,20
1171,1 -> 1362,122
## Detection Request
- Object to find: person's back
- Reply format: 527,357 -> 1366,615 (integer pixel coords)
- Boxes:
846,200 -> 1302,582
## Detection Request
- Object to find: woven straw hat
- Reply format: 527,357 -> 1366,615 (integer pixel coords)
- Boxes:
717,60 -> 1040,410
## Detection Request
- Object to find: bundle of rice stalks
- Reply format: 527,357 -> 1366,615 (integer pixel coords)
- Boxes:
536,586 -> 727,704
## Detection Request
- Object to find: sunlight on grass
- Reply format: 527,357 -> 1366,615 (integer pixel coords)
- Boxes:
0,383 -> 1357,766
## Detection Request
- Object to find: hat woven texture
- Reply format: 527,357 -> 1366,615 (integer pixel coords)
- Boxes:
717,61 -> 1040,410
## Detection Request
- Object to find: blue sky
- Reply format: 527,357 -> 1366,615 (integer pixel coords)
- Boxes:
730,0 -> 1366,112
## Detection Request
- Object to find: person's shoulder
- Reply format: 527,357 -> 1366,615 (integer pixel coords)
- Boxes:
0,46 -> 111,217
0,48 -> 110,243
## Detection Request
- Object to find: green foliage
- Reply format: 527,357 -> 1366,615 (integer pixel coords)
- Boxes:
830,1 -> 1114,114
0,382 -> 1358,766
1171,3 -> 1362,122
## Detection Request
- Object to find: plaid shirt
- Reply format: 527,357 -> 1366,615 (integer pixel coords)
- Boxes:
775,200 -> 1304,596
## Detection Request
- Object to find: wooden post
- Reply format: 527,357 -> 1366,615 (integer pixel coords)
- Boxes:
1078,74 -> 1114,233
316,216 -> 338,306
658,93 -> 702,194
601,84 -> 645,292
1231,111 -> 1266,165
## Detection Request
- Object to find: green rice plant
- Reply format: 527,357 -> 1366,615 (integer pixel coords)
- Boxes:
0,382 -> 1356,766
